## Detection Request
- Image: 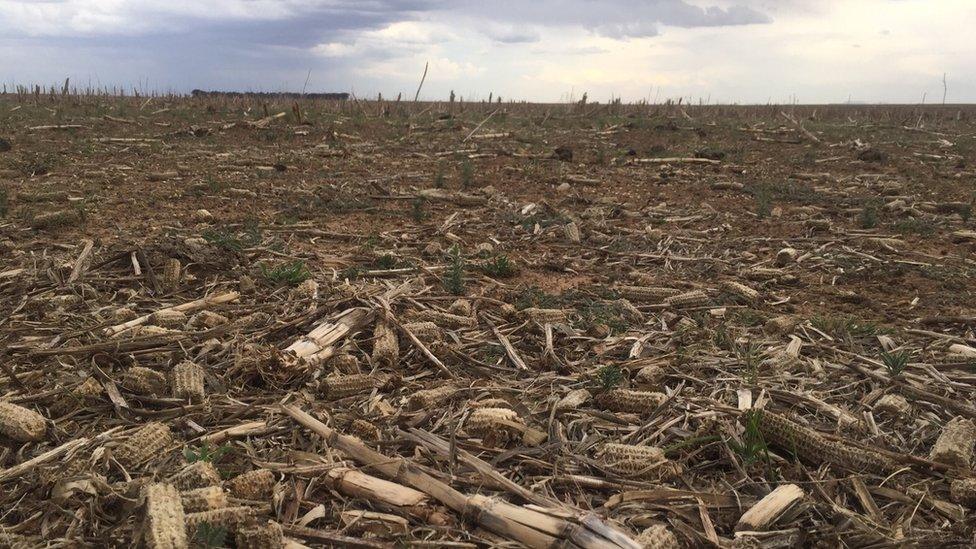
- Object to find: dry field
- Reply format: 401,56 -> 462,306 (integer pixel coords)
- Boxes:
1,94 -> 976,548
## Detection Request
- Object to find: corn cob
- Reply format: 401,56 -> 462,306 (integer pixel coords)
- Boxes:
554,389 -> 591,412
448,299 -> 473,317
950,478 -> 976,507
236,520 -> 284,549
613,285 -> 681,302
142,483 -> 188,549
673,316 -> 697,332
594,389 -> 667,415
636,523 -> 681,549
161,258 -> 181,292
721,280 -> 760,303
180,486 -> 228,512
292,278 -> 319,300
114,422 -> 173,469
350,419 -> 380,441
327,352 -> 361,374
873,394 -> 911,417
226,469 -> 275,500
466,407 -> 524,445
150,309 -> 188,328
775,247 -> 798,266
564,221 -> 581,243
113,306 -> 138,322
930,417 -> 976,468
743,267 -> 784,281
664,290 -> 710,309
763,315 -> 797,335
520,307 -> 568,324
599,443 -> 677,479
187,310 -> 228,330
121,367 -> 168,395
321,373 -> 388,400
411,309 -> 476,329
748,410 -> 892,473
31,209 -> 83,229
371,321 -> 399,367
172,361 -> 205,402
409,385 -> 459,410
185,506 -> 254,533
0,401 -> 47,442
169,461 -> 222,490
613,298 -> 643,322
403,321 -> 443,343
498,303 -> 518,320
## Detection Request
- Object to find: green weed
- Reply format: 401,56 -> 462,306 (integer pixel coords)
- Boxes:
880,349 -> 911,377
260,260 -> 311,286
193,522 -> 227,549
442,244 -> 465,295
184,442 -> 231,464
477,254 -> 517,278
595,364 -> 624,391
730,410 -> 770,466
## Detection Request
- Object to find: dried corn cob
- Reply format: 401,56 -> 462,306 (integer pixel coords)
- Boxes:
187,310 -> 228,330
775,247 -> 798,266
599,443 -> 677,479
673,316 -> 697,332
31,209 -> 83,229
743,267 -> 784,281
321,373 -> 388,400
114,422 -> 173,469
371,321 -> 399,367
636,523 -> 681,549
350,419 -> 380,441
403,321 -> 443,343
121,367 -> 168,395
0,401 -> 47,442
554,389 -> 591,412
722,280 -> 760,303
634,364 -> 665,387
226,469 -> 275,500
564,221 -> 581,243
613,285 -> 681,302
950,478 -> 976,507
873,394 -> 911,417
930,417 -> 976,469
748,410 -> 892,473
236,520 -> 284,549
180,486 -> 228,512
594,389 -> 667,415
172,361 -> 205,402
327,352 -> 361,374
466,407 -> 524,445
664,290 -> 710,309
161,258 -> 181,292
292,278 -> 319,300
520,307 -> 568,324
185,506 -> 255,533
409,385 -> 459,410
763,315 -> 797,335
613,298 -> 643,322
142,483 -> 188,549
150,309 -> 188,328
448,299 -> 473,317
169,461 -> 221,490
411,309 -> 476,329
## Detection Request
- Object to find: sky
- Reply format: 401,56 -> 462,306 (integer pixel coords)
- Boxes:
0,0 -> 973,104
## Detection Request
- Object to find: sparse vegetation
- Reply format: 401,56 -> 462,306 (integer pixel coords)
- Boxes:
260,260 -> 311,286
442,244 -> 465,295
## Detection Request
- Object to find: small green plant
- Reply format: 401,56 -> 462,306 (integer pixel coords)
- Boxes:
459,159 -> 474,190
477,254 -> 516,278
880,349 -> 911,377
0,187 -> 8,217
753,187 -> 772,218
193,522 -> 227,549
729,410 -> 770,466
576,299 -> 628,334
595,364 -> 624,391
514,285 -> 556,310
893,218 -> 935,236
184,442 -> 231,463
339,265 -> 365,280
411,196 -> 427,222
434,164 -> 446,188
202,225 -> 261,252
260,260 -> 311,286
442,244 -> 465,295
737,342 -> 762,384
860,201 -> 879,229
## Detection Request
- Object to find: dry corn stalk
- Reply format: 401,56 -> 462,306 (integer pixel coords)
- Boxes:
169,461 -> 222,490
371,320 -> 399,367
409,385 -> 459,410
663,290 -> 710,309
114,422 -> 173,469
142,483 -> 188,549
748,410 -> 892,473
180,486 -> 228,512
930,417 -> 976,468
594,389 -> 667,415
613,285 -> 680,302
599,443 -> 678,480
104,291 -> 239,336
950,478 -> 976,507
121,367 -> 168,395
161,258 -> 181,292
321,373 -> 389,400
635,523 -> 680,549
172,361 -> 205,402
0,401 -> 47,442
235,520 -> 284,549
226,469 -> 275,500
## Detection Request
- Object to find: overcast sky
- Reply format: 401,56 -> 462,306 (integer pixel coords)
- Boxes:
0,0 -> 973,104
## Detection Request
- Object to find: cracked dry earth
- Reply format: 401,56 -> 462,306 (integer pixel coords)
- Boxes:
2,96 -> 976,548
